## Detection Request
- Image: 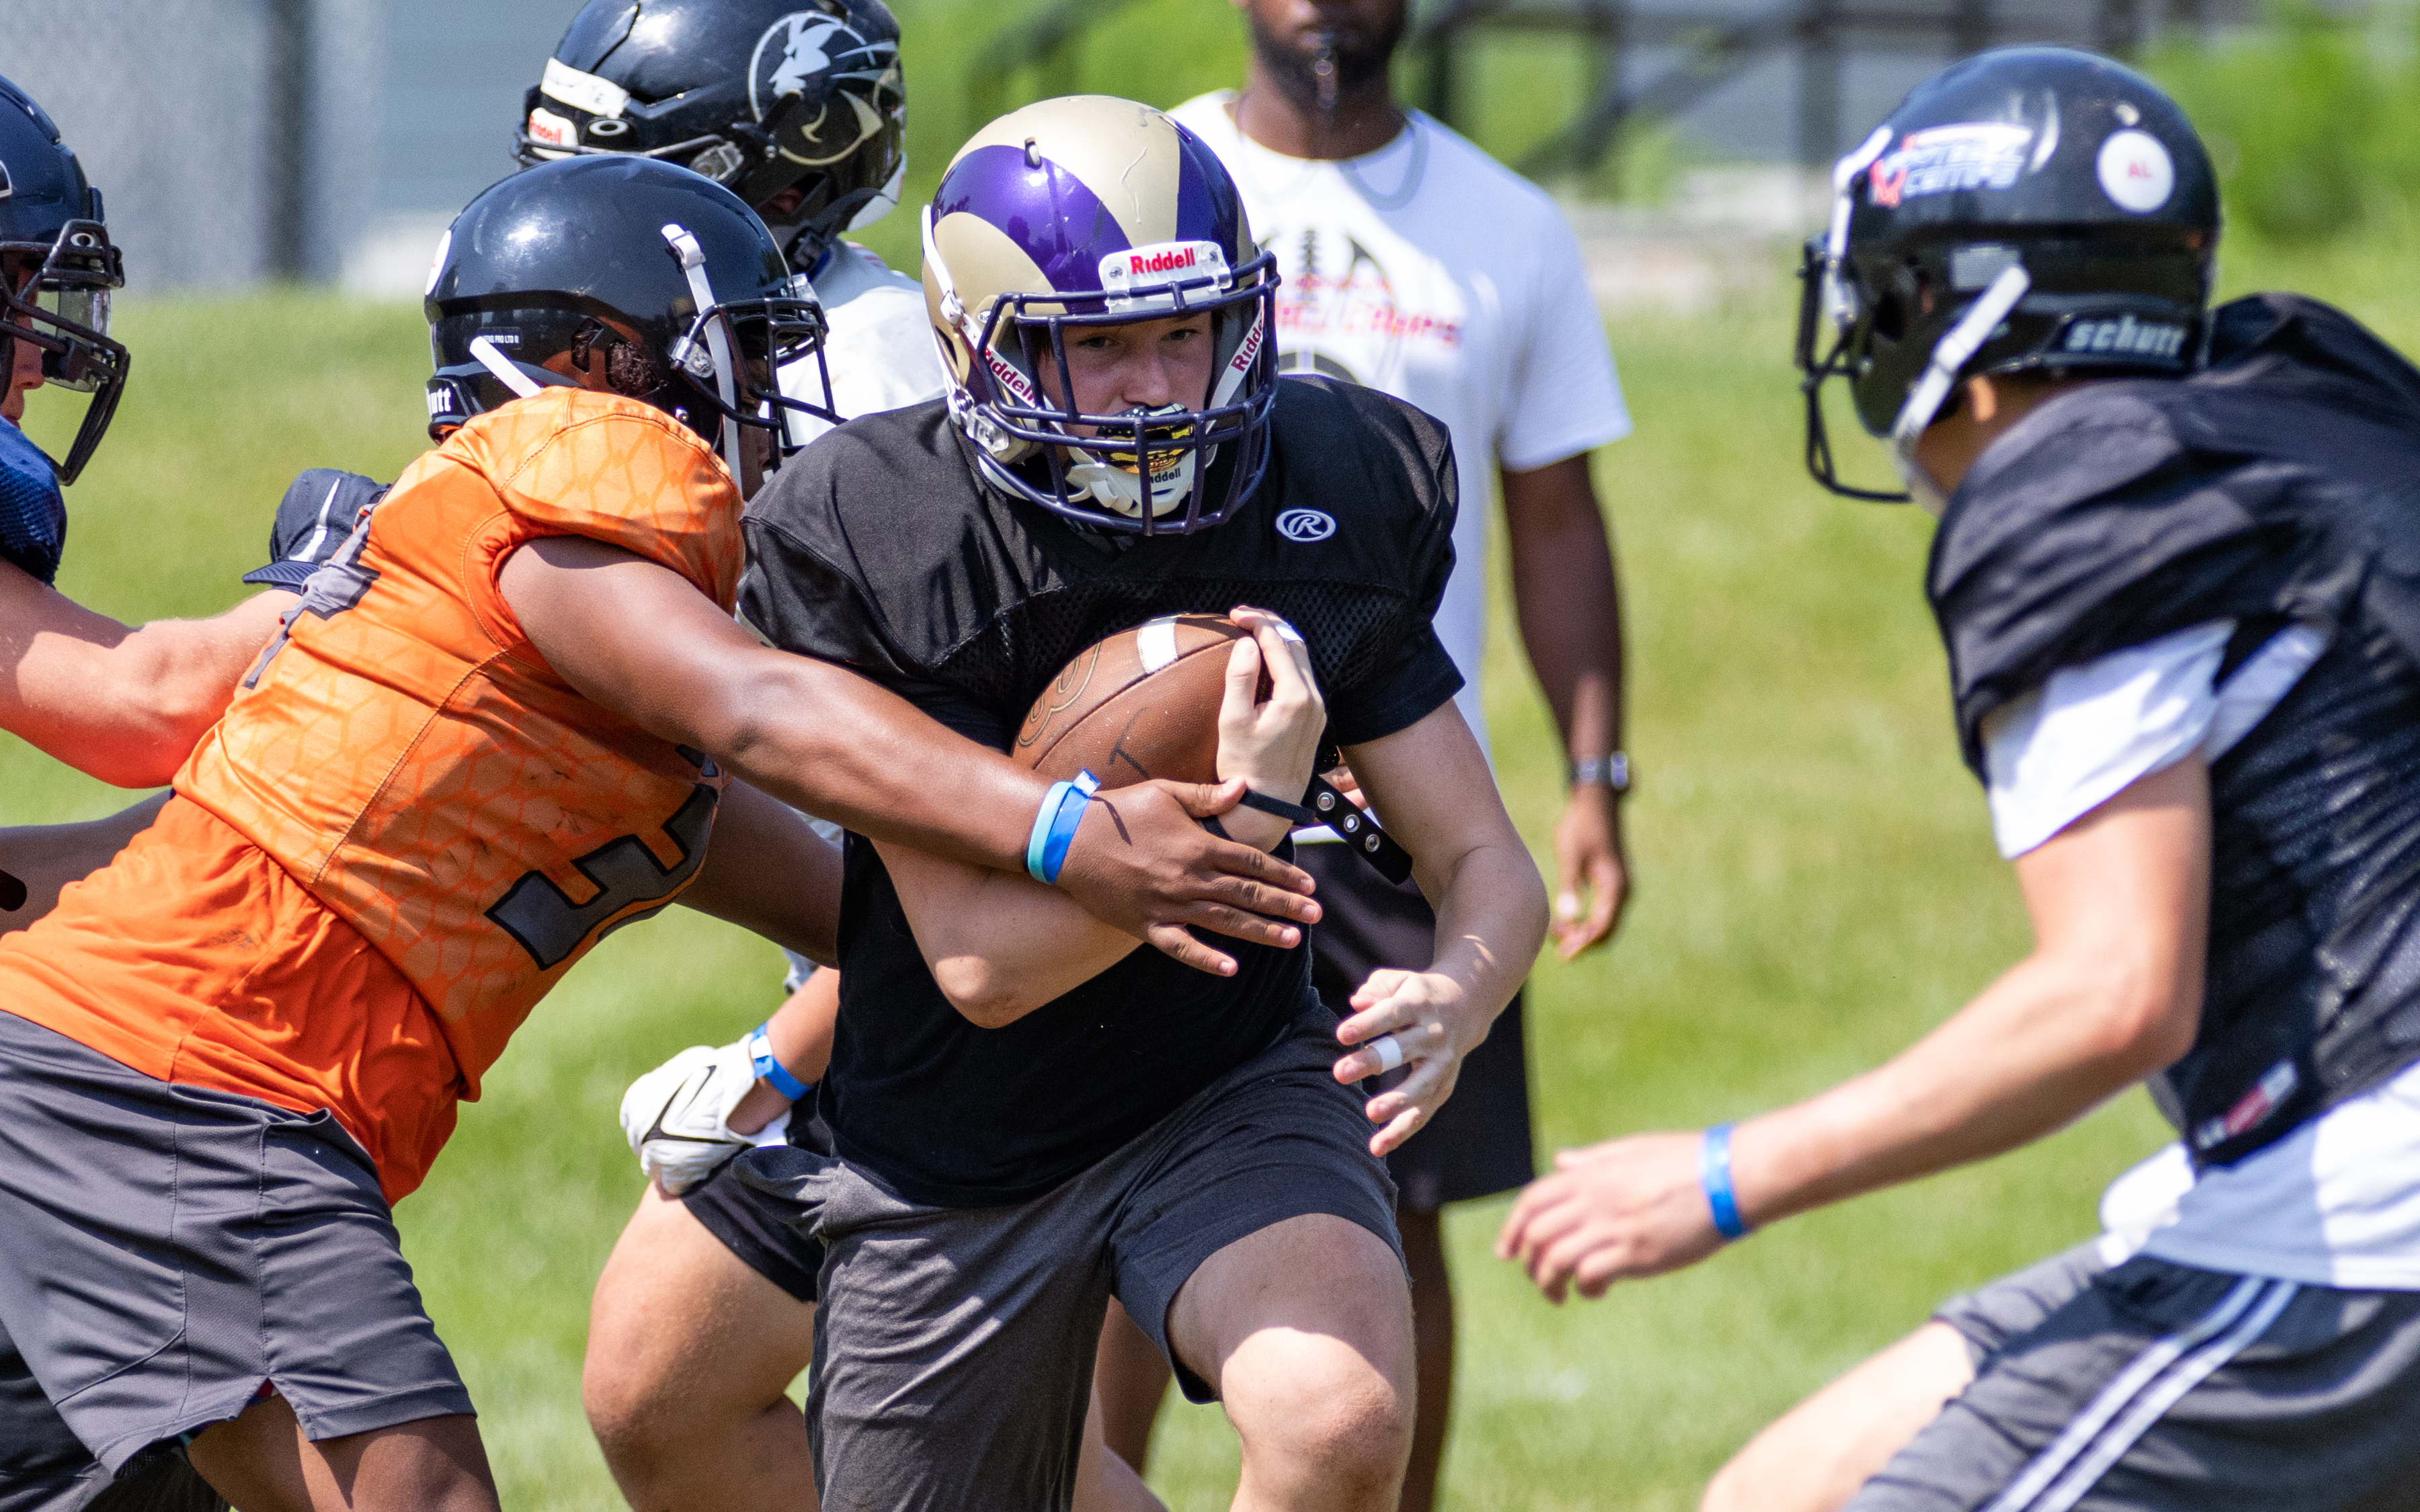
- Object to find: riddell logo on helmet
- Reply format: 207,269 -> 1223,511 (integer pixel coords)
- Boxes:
1099,241 -> 1231,304
2061,314 -> 2186,360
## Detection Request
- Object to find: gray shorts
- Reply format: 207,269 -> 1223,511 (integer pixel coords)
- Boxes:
736,1009 -> 1403,1512
1848,1243 -> 2420,1512
0,1011 -> 471,1493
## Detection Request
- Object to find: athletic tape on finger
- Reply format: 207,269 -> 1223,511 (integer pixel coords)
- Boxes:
1371,1034 -> 1406,1073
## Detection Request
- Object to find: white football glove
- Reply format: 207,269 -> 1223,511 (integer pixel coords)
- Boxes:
618,1037 -> 791,1195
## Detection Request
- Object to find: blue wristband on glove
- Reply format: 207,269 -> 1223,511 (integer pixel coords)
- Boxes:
749,1023 -> 812,1103
1699,1122 -> 1752,1241
1024,771 -> 1099,885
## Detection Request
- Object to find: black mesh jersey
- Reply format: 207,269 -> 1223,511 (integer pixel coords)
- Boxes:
1932,294 -> 2420,1166
739,376 -> 1462,1206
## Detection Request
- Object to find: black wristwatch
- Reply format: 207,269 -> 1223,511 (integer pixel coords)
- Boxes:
1568,753 -> 1631,794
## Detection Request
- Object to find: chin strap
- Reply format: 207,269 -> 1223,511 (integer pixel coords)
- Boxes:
469,336 -> 546,398
1890,262 -> 2034,468
663,224 -> 745,480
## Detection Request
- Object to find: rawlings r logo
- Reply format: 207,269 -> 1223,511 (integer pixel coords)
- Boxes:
487,785 -> 719,970
1276,507 -> 1336,542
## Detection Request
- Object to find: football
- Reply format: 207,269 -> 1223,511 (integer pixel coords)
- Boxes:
1014,614 -> 1254,786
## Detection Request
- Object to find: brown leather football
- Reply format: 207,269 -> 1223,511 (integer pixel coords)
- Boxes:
1015,614 -> 1252,787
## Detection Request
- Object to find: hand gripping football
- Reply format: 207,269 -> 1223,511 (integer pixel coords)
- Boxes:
1014,614 -> 1255,787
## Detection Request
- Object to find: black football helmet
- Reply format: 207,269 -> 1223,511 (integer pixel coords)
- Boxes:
0,73 -> 128,486
424,155 -> 831,478
514,0 -> 907,271
1796,47 -> 2219,507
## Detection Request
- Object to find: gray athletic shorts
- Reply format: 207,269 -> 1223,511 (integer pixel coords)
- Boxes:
0,1011 -> 472,1495
737,1008 -> 1404,1512
1847,1242 -> 2420,1512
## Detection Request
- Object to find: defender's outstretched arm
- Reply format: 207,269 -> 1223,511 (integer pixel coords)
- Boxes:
497,536 -> 1319,976
1,562 -> 290,787
872,608 -> 1326,1023
1500,757 -> 2210,1300
676,779 -> 844,966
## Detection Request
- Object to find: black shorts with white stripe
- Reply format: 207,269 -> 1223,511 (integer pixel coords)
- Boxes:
1848,1243 -> 2420,1512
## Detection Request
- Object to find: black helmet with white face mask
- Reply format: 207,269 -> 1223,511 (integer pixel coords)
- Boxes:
1796,46 -> 2220,509
424,155 -> 832,480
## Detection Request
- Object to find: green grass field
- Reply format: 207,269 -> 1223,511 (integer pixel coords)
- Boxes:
5,226 -> 2416,1508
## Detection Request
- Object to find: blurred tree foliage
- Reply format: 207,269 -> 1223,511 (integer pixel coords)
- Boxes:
2146,1 -> 2420,245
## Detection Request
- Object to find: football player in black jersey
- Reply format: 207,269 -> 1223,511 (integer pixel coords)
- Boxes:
1500,47 -> 2420,1512
726,96 -> 1546,1509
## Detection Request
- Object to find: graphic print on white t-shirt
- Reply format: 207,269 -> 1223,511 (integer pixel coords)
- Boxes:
1267,218 -> 1467,394
1170,93 -> 1629,757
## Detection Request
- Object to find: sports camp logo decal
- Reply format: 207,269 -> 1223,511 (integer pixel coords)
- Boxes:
749,12 -> 901,167
1868,123 -> 2036,207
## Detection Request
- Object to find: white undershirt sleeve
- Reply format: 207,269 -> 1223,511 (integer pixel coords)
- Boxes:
1981,622 -> 2232,859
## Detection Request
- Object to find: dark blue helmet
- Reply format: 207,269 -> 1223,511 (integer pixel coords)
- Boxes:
0,73 -> 128,485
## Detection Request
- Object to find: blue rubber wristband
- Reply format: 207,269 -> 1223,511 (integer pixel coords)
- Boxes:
749,1023 -> 812,1103
1028,771 -> 1099,885
1025,780 -> 1074,881
1699,1122 -> 1751,1241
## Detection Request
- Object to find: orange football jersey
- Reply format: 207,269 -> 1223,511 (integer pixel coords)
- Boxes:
182,386 -> 741,1073
0,387 -> 739,1196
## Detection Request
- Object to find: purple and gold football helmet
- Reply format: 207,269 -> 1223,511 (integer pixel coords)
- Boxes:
922,96 -> 1277,535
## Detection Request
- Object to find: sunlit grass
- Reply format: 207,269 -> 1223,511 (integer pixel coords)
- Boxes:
9,222 -> 2418,1505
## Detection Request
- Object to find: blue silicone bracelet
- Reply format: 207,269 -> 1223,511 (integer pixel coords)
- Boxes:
1036,771 -> 1099,884
1700,1122 -> 1752,1241
750,1023 -> 812,1102
1026,780 -> 1076,882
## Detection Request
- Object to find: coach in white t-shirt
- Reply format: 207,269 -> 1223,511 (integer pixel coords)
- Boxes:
1091,3 -> 1634,1505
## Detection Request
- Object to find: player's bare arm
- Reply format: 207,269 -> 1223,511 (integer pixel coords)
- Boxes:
1328,700 -> 1550,1153
1502,454 -> 1631,957
1500,755 -> 2209,1299
875,607 -> 1326,1024
0,564 -> 289,786
673,778 -> 842,966
497,534 -> 1319,974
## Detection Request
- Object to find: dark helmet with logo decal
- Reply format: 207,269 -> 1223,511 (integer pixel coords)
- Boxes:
424,155 -> 830,480
1796,46 -> 2219,506
514,0 -> 906,272
0,73 -> 128,490
923,96 -> 1277,536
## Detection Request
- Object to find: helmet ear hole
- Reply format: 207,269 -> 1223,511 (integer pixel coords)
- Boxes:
606,338 -> 668,399
1871,286 -> 1906,344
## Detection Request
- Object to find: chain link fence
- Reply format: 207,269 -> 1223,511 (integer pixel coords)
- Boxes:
0,0 -> 379,292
